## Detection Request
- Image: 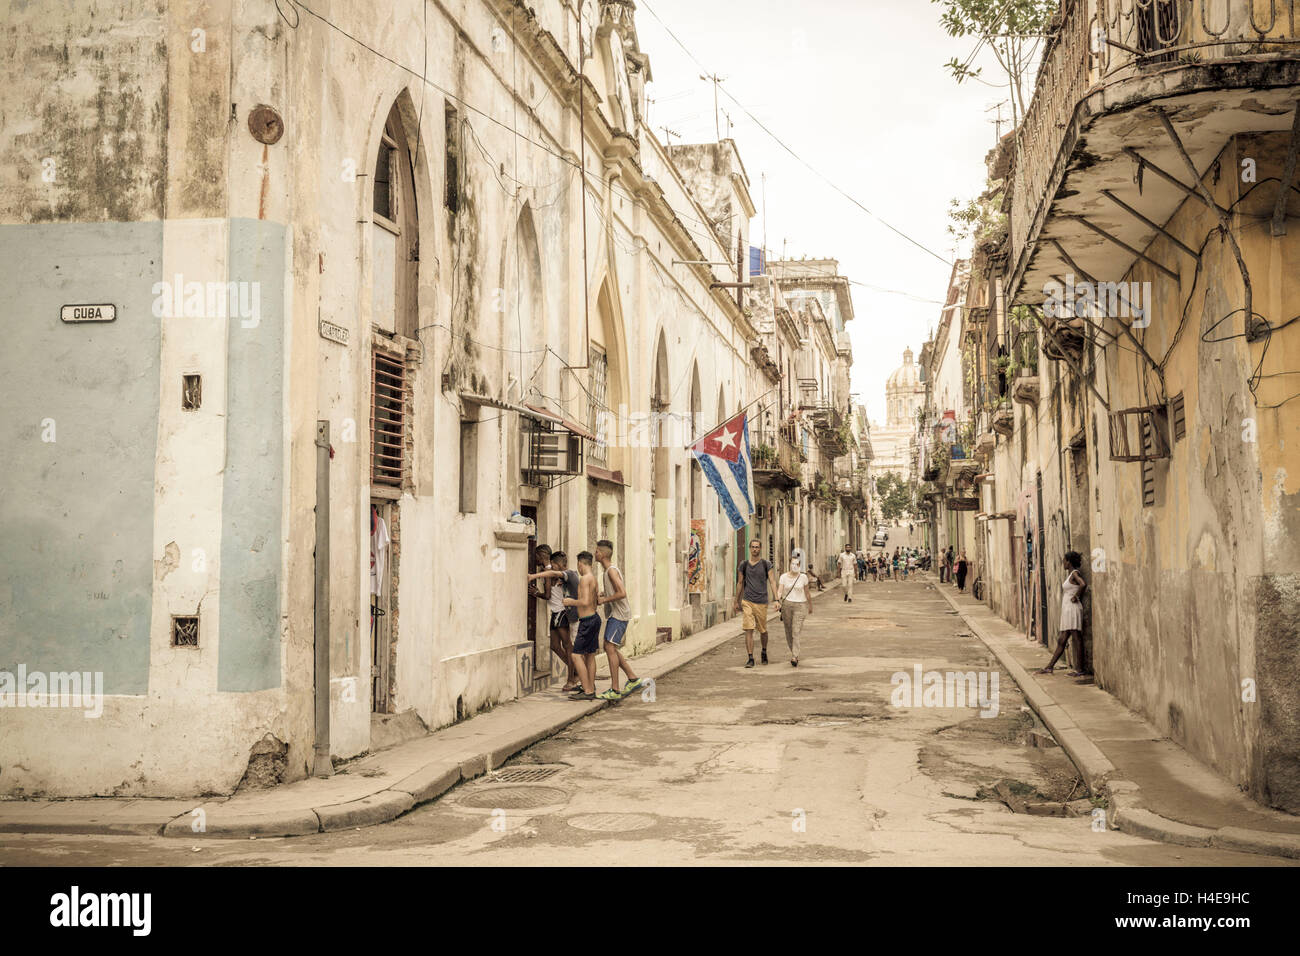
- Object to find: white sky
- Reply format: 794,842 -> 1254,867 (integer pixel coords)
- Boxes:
635,0 -> 1020,425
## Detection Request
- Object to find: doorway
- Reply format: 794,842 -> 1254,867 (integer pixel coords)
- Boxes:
369,499 -> 396,713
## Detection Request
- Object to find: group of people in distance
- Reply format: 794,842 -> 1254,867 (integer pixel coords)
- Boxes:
527,540 -> 646,702
835,545 -> 934,589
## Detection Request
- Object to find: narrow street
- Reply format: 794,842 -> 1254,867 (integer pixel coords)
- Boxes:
2,580 -> 1284,867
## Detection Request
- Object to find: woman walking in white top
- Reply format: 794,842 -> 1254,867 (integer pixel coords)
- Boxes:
1037,550 -> 1087,676
776,549 -> 814,667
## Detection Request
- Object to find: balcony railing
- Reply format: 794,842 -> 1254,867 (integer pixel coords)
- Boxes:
752,428 -> 802,486
1011,0 -> 1300,270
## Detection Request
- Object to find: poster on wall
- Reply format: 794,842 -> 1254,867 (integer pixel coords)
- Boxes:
687,519 -> 706,594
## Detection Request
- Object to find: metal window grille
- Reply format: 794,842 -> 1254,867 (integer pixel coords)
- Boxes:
172,615 -> 199,647
371,349 -> 406,486
182,374 -> 202,410
587,345 -> 608,465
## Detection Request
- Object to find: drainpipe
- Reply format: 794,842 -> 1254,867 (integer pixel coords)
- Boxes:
313,420 -> 333,777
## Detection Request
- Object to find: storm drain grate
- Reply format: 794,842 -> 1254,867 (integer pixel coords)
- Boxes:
490,765 -> 565,784
455,785 -> 569,809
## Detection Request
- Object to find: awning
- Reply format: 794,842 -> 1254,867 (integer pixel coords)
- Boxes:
458,393 -> 596,441
522,402 -> 597,441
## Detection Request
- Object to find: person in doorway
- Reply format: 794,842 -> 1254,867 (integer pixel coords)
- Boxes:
529,550 -> 580,691
563,552 -> 601,701
838,545 -> 857,602
593,539 -> 644,700
946,546 -> 955,584
1037,551 -> 1088,676
776,550 -> 814,667
735,539 -> 778,668
955,550 -> 970,592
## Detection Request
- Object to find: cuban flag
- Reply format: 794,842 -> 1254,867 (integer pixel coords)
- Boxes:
689,412 -> 755,531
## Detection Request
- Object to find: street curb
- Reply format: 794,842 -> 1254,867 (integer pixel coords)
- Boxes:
930,577 -> 1300,862
316,791 -> 415,832
161,808 -> 321,839
930,580 -> 1115,794
146,582 -> 839,840
0,818 -> 175,838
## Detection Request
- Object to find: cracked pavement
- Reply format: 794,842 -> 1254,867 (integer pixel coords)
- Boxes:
1,578 -> 1292,866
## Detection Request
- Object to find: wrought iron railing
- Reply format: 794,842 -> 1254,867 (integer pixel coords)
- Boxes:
1011,0 -> 1300,272
753,428 -> 802,481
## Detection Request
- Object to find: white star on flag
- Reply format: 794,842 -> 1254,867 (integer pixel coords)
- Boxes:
716,428 -> 737,451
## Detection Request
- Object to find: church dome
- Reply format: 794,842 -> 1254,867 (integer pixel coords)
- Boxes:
886,347 -> 922,391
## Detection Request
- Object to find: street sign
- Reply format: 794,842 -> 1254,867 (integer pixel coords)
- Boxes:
319,319 -> 349,346
61,304 -> 116,323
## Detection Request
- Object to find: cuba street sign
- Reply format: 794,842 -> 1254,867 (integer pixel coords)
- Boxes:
61,304 -> 116,323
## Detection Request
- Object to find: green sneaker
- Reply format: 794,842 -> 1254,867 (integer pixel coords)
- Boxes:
622,677 -> 644,696
597,688 -> 622,701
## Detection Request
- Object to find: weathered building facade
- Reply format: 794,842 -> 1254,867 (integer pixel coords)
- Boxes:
934,0 -> 1300,812
0,0 -> 819,796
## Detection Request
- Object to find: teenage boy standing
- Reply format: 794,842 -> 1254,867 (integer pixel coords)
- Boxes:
564,552 -> 601,701
734,539 -> 778,668
593,539 -> 644,701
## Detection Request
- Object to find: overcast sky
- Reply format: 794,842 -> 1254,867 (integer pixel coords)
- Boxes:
635,0 -> 1024,425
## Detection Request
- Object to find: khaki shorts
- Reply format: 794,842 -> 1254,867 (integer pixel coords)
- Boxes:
741,599 -> 769,632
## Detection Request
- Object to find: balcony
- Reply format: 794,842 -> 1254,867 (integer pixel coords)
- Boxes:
752,428 -> 802,489
1008,0 -> 1300,307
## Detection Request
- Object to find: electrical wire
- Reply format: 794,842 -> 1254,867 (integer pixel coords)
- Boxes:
637,0 -> 955,269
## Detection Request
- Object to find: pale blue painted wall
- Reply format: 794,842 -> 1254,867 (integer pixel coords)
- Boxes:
0,219 -> 287,695
217,218 -> 285,692
0,222 -> 163,694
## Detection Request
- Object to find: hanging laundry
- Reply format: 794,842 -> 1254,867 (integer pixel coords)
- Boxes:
370,510 -> 390,597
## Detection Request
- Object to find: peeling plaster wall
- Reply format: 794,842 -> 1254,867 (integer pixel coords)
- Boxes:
987,129 -> 1300,811
0,0 -> 763,793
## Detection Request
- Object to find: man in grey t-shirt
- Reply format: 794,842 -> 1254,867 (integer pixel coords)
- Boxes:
734,539 -> 778,667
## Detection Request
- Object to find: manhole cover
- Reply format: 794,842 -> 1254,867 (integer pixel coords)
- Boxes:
566,812 -> 657,832
455,785 -> 569,809
490,765 -> 565,784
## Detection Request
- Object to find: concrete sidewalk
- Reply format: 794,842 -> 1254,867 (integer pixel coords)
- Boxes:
0,584 -> 836,840
930,575 -> 1300,860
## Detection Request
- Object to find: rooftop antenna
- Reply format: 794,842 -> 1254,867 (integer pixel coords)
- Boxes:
721,107 -> 734,139
986,99 -> 1010,140
659,125 -> 681,148
700,72 -> 726,140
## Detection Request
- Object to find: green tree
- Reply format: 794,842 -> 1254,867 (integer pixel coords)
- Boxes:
874,472 -> 913,523
931,0 -> 1056,127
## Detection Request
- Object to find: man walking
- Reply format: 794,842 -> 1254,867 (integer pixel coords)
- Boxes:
735,539 -> 778,667
838,544 -> 857,602
593,539 -> 643,701
563,551 -> 601,701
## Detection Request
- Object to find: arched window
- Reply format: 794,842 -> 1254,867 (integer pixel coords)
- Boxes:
372,101 -> 419,338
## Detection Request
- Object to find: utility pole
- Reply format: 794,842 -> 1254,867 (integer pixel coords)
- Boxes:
700,72 -> 725,140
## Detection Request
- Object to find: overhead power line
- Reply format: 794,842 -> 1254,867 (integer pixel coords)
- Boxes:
639,0 -> 955,269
